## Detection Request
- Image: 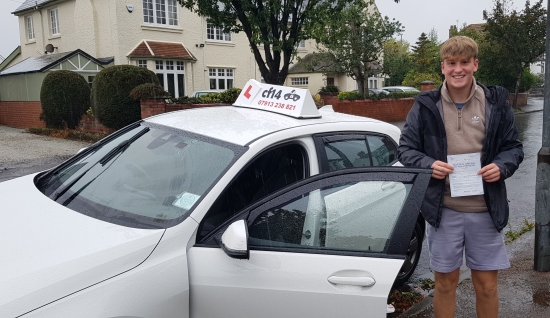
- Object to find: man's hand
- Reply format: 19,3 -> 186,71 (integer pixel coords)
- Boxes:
431,160 -> 454,179
478,163 -> 501,182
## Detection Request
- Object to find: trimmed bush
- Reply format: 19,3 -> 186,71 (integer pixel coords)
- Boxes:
171,88 -> 242,104
338,91 -> 362,101
92,65 -> 160,130
130,83 -> 170,100
318,85 -> 340,94
40,70 -> 90,129
401,71 -> 443,89
519,69 -> 537,93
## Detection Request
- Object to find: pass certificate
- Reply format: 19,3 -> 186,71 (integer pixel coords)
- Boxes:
447,153 -> 484,197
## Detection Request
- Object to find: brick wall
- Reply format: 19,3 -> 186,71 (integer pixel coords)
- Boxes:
320,95 -> 414,122
0,101 -> 45,128
77,115 -> 115,135
141,98 -> 231,119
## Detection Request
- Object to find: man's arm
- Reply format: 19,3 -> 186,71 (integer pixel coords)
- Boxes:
398,102 -> 438,169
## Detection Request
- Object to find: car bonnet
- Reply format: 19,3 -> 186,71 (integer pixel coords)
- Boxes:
0,174 -> 165,317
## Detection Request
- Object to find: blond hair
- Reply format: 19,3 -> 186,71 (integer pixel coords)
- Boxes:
440,36 -> 478,60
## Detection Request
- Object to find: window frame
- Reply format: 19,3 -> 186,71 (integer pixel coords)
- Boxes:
155,59 -> 186,98
208,68 -> 234,90
49,8 -> 60,35
142,0 -> 178,27
26,15 -> 35,41
206,22 -> 232,42
313,132 -> 399,173
290,77 -> 308,86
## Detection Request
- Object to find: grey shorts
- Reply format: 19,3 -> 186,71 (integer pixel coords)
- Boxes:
426,207 -> 510,273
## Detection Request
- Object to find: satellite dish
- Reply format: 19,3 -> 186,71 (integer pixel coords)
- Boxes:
45,44 -> 57,54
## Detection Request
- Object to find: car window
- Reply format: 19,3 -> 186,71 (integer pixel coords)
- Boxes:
247,179 -> 411,254
35,122 -> 245,229
316,134 -> 398,172
197,144 -> 307,242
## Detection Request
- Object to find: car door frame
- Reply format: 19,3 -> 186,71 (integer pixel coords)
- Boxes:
189,167 -> 431,318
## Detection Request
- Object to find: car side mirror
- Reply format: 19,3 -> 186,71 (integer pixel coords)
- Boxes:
220,220 -> 249,259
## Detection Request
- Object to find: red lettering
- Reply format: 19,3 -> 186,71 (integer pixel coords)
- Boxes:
244,85 -> 253,99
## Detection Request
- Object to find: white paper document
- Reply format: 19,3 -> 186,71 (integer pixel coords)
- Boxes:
447,153 -> 484,197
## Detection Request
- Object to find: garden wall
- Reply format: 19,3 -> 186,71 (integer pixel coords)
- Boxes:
321,95 -> 415,122
0,101 -> 45,128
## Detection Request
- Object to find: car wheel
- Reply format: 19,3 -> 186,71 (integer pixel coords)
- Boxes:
393,218 -> 424,287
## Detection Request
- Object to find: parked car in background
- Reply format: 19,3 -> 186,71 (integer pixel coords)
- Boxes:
190,89 -> 222,98
0,80 -> 430,318
369,88 -> 390,95
382,86 -> 420,93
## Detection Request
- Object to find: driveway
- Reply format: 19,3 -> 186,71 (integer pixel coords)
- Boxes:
0,126 -> 91,182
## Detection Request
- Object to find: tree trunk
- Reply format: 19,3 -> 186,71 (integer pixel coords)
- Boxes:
512,72 -> 522,108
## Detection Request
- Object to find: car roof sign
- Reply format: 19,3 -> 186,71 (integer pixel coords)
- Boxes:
233,79 -> 321,119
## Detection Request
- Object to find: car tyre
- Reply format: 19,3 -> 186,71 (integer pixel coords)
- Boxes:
393,218 -> 424,287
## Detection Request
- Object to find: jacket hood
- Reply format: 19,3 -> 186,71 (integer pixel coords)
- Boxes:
0,174 -> 165,317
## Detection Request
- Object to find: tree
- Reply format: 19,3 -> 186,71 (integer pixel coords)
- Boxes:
411,32 -> 440,75
311,0 -> 402,96
179,0 -> 401,85
40,70 -> 90,129
481,0 -> 546,106
383,39 -> 413,86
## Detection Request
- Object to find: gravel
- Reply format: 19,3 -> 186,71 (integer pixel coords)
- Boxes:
0,126 -> 92,165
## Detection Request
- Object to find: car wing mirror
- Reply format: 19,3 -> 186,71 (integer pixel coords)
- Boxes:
220,219 -> 249,259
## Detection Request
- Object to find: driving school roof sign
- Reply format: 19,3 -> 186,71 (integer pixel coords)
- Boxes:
233,79 -> 321,119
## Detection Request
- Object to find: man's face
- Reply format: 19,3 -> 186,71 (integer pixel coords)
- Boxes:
441,56 -> 479,91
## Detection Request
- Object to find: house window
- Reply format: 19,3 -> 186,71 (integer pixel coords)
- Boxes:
209,68 -> 234,90
207,23 -> 231,42
291,77 -> 308,86
296,40 -> 305,48
156,60 -> 185,98
50,8 -> 60,35
327,77 -> 335,86
143,0 -> 178,26
26,16 -> 35,41
368,78 -> 377,89
137,60 -> 148,68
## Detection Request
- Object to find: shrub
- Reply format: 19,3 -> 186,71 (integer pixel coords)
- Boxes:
92,65 -> 160,130
40,70 -> 90,129
519,69 -> 537,93
318,85 -> 340,94
129,83 -> 170,101
387,92 -> 419,99
171,88 -> 242,104
401,71 -> 443,89
337,91 -> 363,101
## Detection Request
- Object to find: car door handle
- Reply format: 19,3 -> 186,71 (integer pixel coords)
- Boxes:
327,276 -> 376,287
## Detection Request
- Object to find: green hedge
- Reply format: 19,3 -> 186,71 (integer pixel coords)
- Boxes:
338,90 -> 418,101
130,83 -> 170,100
171,88 -> 242,104
92,65 -> 160,130
40,70 -> 90,129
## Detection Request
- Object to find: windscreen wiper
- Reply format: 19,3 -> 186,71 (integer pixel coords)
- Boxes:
99,127 -> 150,165
50,127 -> 150,201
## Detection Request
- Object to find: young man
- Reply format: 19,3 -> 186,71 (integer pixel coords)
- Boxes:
398,36 -> 524,318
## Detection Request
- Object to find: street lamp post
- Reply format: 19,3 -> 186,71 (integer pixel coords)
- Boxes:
534,0 -> 550,272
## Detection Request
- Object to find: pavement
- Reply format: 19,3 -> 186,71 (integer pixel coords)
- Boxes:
396,97 -> 550,317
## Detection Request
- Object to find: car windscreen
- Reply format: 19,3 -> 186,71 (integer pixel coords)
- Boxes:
35,122 -> 246,229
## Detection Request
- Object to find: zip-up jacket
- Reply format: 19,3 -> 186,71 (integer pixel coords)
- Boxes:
398,83 -> 524,232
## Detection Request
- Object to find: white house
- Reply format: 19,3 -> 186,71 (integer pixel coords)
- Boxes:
1,0 -> 386,101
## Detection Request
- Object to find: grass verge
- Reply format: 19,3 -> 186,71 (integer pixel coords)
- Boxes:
27,127 -> 107,143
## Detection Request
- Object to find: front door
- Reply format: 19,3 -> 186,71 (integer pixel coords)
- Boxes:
188,167 -> 431,318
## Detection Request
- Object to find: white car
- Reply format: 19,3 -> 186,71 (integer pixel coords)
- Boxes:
190,89 -> 223,98
382,86 -> 420,93
0,80 -> 430,318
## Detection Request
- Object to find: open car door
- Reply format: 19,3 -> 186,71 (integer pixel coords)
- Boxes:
188,167 -> 431,318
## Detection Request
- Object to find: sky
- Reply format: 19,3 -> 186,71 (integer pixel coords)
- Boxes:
376,0 -> 526,46
0,0 -> 532,61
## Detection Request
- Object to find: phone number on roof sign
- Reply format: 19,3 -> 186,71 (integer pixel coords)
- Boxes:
257,100 -> 296,111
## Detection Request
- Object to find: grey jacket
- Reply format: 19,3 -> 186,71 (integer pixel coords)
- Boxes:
398,83 -> 524,232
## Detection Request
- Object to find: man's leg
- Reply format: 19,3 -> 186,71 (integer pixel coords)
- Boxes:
433,268 -> 460,318
471,269 -> 499,318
